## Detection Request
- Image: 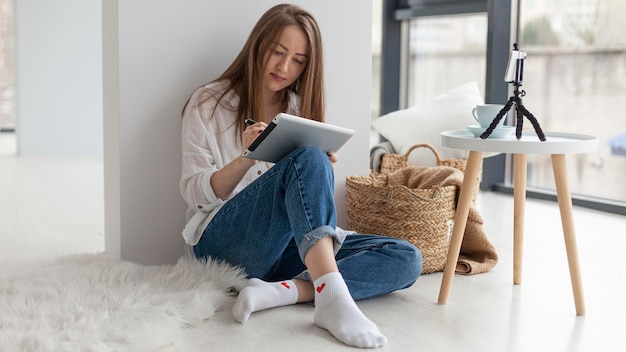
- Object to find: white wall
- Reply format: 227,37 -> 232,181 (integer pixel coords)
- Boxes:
15,0 -> 103,156
103,0 -> 372,264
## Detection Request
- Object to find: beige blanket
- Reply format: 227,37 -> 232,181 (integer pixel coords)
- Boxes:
386,166 -> 498,275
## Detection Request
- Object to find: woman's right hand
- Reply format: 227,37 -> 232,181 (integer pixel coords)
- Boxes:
211,120 -> 269,200
242,120 -> 268,151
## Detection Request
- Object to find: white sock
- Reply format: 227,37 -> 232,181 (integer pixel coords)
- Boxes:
313,272 -> 388,348
232,278 -> 299,323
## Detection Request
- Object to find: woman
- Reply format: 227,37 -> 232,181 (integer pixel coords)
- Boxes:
180,4 -> 422,348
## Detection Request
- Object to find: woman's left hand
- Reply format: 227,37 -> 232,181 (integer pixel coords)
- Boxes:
327,152 -> 338,168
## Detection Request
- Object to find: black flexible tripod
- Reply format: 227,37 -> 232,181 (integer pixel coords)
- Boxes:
479,44 -> 546,141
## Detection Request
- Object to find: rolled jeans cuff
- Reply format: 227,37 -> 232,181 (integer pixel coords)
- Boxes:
297,225 -> 344,264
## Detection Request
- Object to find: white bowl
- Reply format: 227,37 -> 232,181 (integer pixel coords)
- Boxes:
466,124 -> 515,139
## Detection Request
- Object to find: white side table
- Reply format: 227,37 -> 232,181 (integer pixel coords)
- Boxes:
439,130 -> 598,315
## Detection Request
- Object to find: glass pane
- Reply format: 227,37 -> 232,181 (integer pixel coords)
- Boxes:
407,14 -> 487,107
0,0 -> 16,155
371,0 -> 383,146
518,1 -> 626,202
371,0 -> 382,116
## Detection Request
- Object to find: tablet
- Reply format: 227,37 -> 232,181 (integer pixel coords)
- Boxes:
242,113 -> 355,163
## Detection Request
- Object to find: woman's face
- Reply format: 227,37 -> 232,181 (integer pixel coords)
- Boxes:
262,25 -> 308,95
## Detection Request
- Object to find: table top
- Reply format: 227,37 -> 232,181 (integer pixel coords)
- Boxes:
441,130 -> 599,154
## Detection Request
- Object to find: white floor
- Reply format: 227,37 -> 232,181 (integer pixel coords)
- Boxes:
1,133 -> 626,351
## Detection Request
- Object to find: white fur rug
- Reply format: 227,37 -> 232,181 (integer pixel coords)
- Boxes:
0,253 -> 247,352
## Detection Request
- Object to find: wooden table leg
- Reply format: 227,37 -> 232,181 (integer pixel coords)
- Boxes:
438,150 -> 483,304
513,154 -> 527,285
551,154 -> 586,315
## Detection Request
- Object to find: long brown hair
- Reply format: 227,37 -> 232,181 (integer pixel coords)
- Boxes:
184,4 -> 325,139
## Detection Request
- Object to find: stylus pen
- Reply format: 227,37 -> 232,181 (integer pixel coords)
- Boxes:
244,118 -> 257,126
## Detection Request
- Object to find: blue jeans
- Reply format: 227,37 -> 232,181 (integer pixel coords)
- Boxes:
194,147 -> 422,300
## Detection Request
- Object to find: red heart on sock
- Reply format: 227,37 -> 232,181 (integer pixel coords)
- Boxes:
316,283 -> 326,293
281,282 -> 291,289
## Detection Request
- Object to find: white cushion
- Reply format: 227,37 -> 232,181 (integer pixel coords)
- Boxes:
372,82 -> 484,166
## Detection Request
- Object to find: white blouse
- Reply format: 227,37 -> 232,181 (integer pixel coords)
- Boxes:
179,81 -> 300,245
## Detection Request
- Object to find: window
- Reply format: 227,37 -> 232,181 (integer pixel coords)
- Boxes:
406,14 -> 487,108
376,0 -> 626,214
516,0 -> 626,205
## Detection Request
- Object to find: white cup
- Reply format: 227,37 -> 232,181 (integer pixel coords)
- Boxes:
472,104 -> 506,128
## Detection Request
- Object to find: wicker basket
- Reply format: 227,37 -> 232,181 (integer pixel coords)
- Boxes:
380,143 -> 479,202
380,143 -> 467,174
345,172 -> 457,274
